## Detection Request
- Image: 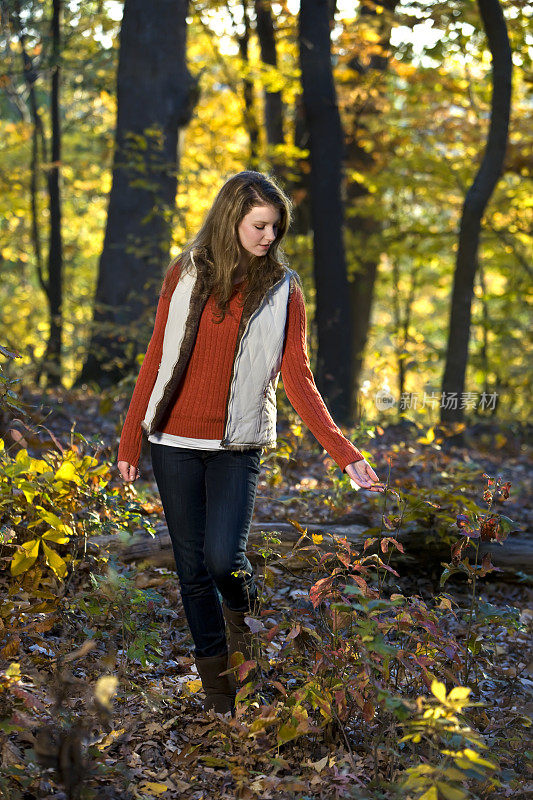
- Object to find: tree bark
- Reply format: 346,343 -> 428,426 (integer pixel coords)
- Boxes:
11,1 -> 47,299
288,1 -> 336,235
254,0 -> 284,177
288,93 -> 312,236
11,0 -> 64,386
236,0 -> 260,169
77,0 -> 197,388
440,0 -> 512,423
40,0 -> 63,387
298,0 -> 353,424
345,0 -> 398,418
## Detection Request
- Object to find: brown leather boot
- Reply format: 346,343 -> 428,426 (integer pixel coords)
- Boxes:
194,651 -> 236,716
222,598 -> 261,691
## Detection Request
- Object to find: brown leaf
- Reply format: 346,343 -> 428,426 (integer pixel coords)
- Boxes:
287,518 -> 308,534
362,701 -> 375,722
8,428 -> 28,447
285,623 -> 301,642
1,635 -> 21,659
63,639 -> 96,663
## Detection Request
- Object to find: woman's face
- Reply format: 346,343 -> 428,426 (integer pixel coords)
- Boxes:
237,204 -> 281,261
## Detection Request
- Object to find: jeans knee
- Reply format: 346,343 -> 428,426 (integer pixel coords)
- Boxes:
205,555 -> 250,585
177,570 -> 213,599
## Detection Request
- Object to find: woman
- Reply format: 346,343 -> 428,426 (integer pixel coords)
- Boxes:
117,171 -> 383,717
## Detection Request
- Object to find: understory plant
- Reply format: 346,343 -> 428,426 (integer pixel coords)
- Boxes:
220,470 -> 523,798
440,474 -> 520,686
0,409 -> 162,797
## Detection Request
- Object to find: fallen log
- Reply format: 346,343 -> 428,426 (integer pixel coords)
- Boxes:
88,521 -> 368,569
87,520 -> 532,577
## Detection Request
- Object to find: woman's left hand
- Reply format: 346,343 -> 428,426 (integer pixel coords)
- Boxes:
345,459 -> 385,492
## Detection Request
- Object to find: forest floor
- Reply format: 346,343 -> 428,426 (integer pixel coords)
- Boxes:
1,387 -> 532,800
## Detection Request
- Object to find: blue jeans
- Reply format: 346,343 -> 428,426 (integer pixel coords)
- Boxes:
150,442 -> 262,658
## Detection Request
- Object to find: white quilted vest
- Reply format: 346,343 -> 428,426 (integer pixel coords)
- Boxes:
141,253 -> 297,450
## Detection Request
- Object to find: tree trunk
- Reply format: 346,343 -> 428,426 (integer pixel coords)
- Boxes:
40,0 -> 63,387
298,0 -> 353,424
238,0 -> 260,169
11,2 -> 47,300
288,1 -> 338,236
254,0 -> 285,179
440,0 -> 512,423
77,0 -> 197,388
345,0 -> 398,418
391,253 -> 418,403
12,0 -> 64,387
288,93 -> 312,236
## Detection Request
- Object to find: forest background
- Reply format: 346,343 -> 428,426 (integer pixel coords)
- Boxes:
0,0 -> 531,425
0,1 -> 532,799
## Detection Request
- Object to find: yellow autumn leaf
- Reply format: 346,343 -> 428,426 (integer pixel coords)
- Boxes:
418,788 -> 438,800
42,541 -> 67,579
435,782 -> 467,800
11,539 -> 40,576
448,686 -> 471,703
80,455 -> 99,470
95,728 -> 125,750
35,506 -> 74,536
89,463 -> 111,477
462,748 -> 497,769
94,675 -> 118,708
277,721 -> 300,745
29,458 -> 51,474
495,433 -> 507,449
431,679 -> 447,704
360,27 -> 381,43
185,678 -> 202,694
417,426 -> 435,445
13,448 -> 49,475
139,783 -> 168,795
396,62 -> 416,78
312,534 -> 323,544
54,460 -> 83,485
18,481 -> 38,503
5,662 -> 21,682
42,529 -> 70,544
15,448 -> 31,467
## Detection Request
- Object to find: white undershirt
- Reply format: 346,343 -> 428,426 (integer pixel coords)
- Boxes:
148,430 -> 223,450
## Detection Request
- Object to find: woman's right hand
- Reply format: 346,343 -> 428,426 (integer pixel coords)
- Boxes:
118,460 -> 140,482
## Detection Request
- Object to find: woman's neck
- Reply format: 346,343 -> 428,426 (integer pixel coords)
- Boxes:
233,263 -> 249,284
234,250 -> 251,283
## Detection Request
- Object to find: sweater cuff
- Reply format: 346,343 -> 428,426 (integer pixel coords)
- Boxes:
117,425 -> 143,469
336,445 -> 365,474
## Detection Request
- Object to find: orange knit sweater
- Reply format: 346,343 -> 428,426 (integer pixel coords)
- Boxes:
117,272 -> 364,473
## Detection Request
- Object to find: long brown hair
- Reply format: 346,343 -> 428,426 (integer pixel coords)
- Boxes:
161,171 -> 293,322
